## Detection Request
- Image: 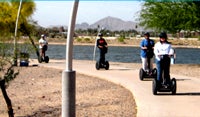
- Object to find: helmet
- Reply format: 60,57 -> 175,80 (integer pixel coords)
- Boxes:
159,32 -> 167,38
41,34 -> 45,37
144,32 -> 150,37
98,33 -> 103,37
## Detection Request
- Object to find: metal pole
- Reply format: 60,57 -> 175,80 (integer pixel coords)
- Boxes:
13,0 -> 23,66
62,1 -> 79,117
92,26 -> 102,61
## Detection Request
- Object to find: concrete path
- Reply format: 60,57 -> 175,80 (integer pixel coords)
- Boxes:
31,59 -> 200,117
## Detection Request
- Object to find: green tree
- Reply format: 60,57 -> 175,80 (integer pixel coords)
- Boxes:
0,0 -> 35,35
139,0 -> 200,33
0,1 -> 35,116
0,0 -> 40,62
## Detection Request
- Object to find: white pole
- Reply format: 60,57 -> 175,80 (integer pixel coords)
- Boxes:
93,26 -> 102,61
13,0 -> 23,66
65,1 -> 79,71
62,0 -> 79,117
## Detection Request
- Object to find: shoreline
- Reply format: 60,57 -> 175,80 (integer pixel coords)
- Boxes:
47,42 -> 200,48
17,37 -> 200,48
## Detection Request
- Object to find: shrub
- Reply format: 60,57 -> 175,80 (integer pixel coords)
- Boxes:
76,38 -> 82,42
118,37 -> 125,43
84,38 -> 91,42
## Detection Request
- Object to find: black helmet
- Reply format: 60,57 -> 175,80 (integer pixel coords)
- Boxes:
98,33 -> 103,37
159,32 -> 167,38
144,32 -> 150,37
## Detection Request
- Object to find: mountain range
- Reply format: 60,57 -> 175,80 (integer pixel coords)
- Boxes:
75,16 -> 146,32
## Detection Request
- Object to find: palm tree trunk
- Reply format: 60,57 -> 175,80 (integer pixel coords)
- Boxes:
28,34 -> 40,58
20,23 -> 40,62
0,80 -> 14,117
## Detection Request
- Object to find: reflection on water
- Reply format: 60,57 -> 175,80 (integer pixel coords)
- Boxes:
30,45 -> 200,64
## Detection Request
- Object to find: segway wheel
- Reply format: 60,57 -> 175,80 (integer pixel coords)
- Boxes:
171,78 -> 177,95
44,56 -> 49,63
152,79 -> 158,95
139,68 -> 144,81
38,56 -> 43,63
96,61 -> 100,70
105,61 -> 109,70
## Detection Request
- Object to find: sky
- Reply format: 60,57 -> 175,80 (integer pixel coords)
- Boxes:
32,1 -> 144,27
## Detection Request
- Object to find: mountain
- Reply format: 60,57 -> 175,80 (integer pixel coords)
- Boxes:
90,16 -> 137,31
75,22 -> 90,30
75,16 -> 144,31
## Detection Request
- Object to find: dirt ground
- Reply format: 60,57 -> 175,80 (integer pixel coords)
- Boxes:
0,65 -> 136,117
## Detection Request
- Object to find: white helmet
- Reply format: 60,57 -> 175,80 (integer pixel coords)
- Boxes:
41,34 -> 45,37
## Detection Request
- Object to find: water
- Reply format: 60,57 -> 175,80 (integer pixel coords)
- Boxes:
30,45 -> 200,64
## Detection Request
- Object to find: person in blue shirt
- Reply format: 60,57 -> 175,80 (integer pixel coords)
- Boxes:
140,32 -> 155,74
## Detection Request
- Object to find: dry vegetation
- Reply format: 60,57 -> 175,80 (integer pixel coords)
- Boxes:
46,36 -> 200,47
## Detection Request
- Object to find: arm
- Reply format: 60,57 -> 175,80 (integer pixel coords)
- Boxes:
140,40 -> 147,50
96,39 -> 102,48
154,43 -> 159,56
39,39 -> 43,48
104,40 -> 108,48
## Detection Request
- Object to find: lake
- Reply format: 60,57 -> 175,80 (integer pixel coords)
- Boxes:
30,45 -> 200,64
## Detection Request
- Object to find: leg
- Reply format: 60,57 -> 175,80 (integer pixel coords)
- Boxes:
43,50 -> 46,57
40,49 -> 42,56
150,58 -> 154,71
163,57 -> 171,84
40,47 -> 46,59
160,59 -> 165,84
42,50 -> 45,59
156,60 -> 161,82
141,57 -> 148,71
99,50 -> 105,64
101,52 -> 105,64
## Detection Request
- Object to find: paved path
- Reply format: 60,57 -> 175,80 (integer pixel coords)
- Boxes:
31,60 -> 200,117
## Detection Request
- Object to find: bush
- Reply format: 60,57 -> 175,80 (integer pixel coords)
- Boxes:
198,36 -> 200,41
76,38 -> 82,42
84,38 -> 91,42
118,37 -> 125,43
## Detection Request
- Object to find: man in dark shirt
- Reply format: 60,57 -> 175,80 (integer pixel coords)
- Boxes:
96,33 -> 108,64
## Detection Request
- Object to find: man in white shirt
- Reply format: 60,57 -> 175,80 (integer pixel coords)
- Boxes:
39,34 -> 48,59
154,32 -> 172,85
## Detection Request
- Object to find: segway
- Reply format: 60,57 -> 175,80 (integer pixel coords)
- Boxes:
38,45 -> 49,63
96,45 -> 109,70
153,78 -> 176,95
38,55 -> 49,63
96,61 -> 109,70
139,57 -> 157,81
152,56 -> 177,95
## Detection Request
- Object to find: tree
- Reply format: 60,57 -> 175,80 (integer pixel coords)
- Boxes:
0,41 -> 19,117
139,0 -> 200,33
0,0 -> 36,56
0,1 -> 36,116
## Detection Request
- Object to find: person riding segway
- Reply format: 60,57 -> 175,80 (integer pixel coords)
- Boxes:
38,34 -> 49,63
152,32 -> 176,95
96,33 -> 109,70
139,32 -> 157,80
